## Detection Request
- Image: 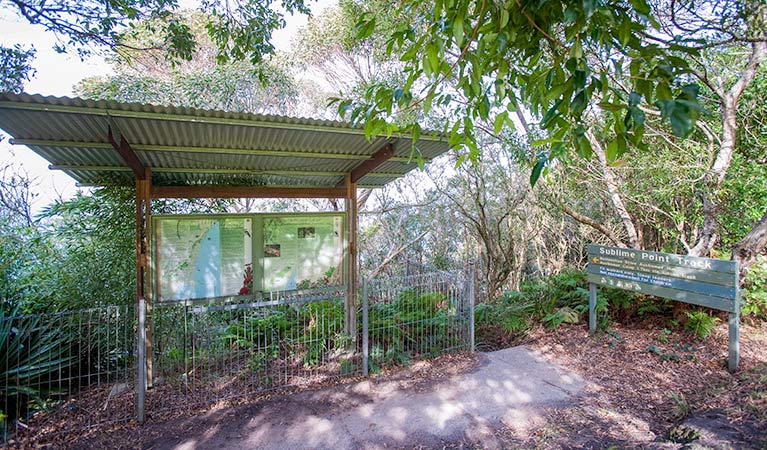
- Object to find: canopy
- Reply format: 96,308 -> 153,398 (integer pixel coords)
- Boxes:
0,92 -> 450,196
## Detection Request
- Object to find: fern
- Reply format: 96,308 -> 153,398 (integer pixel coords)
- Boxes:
684,311 -> 720,340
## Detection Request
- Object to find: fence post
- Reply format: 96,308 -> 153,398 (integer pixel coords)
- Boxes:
137,297 -> 146,424
362,278 -> 369,376
468,260 -> 476,352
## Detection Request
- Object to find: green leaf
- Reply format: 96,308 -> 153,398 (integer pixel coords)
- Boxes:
570,90 -> 587,116
573,126 -> 593,158
493,111 -> 508,135
453,12 -> 465,47
630,106 -> 645,128
606,139 -> 619,162
656,99 -> 694,137
530,152 -> 548,186
582,0 -> 597,18
355,15 -> 377,39
564,6 -> 578,24
499,8 -> 510,29
629,0 -> 651,15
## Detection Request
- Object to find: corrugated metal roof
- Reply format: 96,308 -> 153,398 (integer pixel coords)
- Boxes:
0,93 -> 451,191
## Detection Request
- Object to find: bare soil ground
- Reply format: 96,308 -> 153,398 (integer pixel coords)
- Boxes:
8,320 -> 767,449
473,319 -> 767,449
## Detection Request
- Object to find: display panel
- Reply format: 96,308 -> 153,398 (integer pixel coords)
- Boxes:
153,213 -> 344,301
156,217 -> 252,301
263,215 -> 344,291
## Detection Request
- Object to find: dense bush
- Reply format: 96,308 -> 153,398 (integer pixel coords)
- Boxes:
1,308 -> 76,427
474,267 -> 684,349
368,288 -> 458,371
184,289 -> 463,377
743,256 -> 767,320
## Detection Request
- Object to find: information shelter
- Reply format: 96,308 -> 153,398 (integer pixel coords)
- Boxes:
0,92 -> 452,421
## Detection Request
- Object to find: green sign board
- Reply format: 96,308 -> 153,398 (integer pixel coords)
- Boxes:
586,244 -> 741,371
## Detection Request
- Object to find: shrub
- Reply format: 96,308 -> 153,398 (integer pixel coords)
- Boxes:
684,310 -> 721,340
1,308 -> 75,424
743,256 -> 767,320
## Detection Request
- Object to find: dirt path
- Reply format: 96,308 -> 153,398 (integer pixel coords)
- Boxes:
133,347 -> 582,450
16,321 -> 766,449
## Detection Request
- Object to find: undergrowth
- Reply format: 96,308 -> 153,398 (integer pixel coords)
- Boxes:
473,264 -> 762,351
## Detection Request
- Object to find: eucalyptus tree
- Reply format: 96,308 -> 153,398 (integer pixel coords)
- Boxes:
0,45 -> 35,94
75,11 -> 300,115
0,0 -> 312,91
337,0 -> 767,273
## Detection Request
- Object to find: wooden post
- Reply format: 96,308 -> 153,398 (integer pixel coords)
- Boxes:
468,260 -> 476,352
345,173 -> 358,336
728,265 -> 740,372
589,282 -> 597,335
728,312 -> 740,372
135,168 -> 153,387
136,296 -> 146,424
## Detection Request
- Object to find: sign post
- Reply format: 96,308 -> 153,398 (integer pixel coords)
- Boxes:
587,244 -> 740,372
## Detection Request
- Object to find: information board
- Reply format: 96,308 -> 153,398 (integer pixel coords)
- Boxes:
262,215 -> 344,291
156,217 -> 252,301
586,244 -> 740,371
587,244 -> 738,312
153,213 -> 345,301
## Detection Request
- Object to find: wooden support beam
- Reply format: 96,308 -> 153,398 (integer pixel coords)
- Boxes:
345,173 -> 359,335
135,168 -> 153,386
153,185 -> 347,199
108,126 -> 146,180
336,143 -> 394,188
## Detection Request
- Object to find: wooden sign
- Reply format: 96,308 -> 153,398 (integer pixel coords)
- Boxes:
586,244 -> 741,371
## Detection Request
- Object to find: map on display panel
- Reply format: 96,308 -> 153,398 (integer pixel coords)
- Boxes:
156,217 -> 252,301
153,214 -> 345,301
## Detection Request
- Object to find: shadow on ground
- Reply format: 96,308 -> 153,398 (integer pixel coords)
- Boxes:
140,347 -> 587,450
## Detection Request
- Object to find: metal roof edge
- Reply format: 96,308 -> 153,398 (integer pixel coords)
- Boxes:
0,92 -> 448,142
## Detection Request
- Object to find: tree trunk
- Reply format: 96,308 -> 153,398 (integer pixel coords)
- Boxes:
559,203 -> 625,247
732,207 -> 767,279
689,41 -> 767,256
588,131 -> 641,249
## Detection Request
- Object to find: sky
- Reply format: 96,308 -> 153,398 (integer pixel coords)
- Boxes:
0,1 -> 332,213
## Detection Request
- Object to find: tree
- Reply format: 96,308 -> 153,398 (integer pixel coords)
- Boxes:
338,0 -> 767,272
75,11 -> 300,114
0,0 -> 311,91
292,0 -> 404,96
0,45 -> 36,94
341,0 -> 711,161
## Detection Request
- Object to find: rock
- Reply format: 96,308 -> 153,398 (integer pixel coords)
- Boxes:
103,382 -> 130,410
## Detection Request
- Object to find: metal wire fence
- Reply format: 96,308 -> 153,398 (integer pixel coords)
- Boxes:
1,305 -> 136,442
147,287 -> 359,415
1,268 -> 475,444
363,269 -> 474,374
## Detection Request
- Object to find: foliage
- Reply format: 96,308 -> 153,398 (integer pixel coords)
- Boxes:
292,0 -> 406,103
336,0 -> 732,169
34,188 -> 136,311
0,45 -> 36,94
0,307 -> 76,423
1,0 -> 311,88
684,310 -> 721,340
742,256 -> 767,320
475,268 -> 592,346
368,288 -> 458,363
646,339 -> 698,363
74,11 -> 300,115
